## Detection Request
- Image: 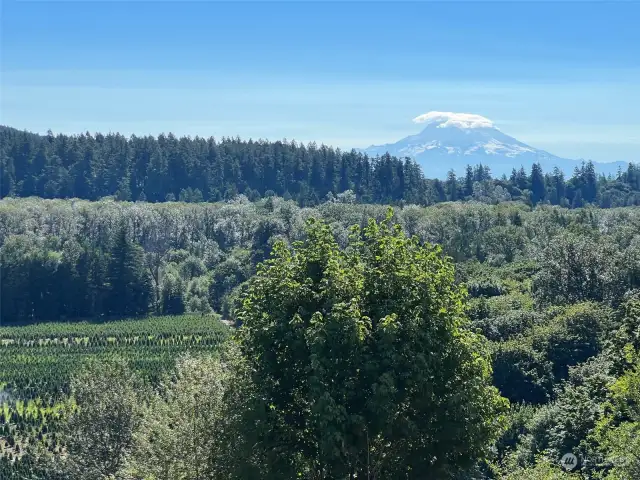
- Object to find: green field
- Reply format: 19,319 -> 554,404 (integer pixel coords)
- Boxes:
0,314 -> 231,400
0,315 -> 231,475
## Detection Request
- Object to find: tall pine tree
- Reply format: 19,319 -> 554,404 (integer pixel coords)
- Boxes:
530,163 -> 546,205
105,224 -> 151,318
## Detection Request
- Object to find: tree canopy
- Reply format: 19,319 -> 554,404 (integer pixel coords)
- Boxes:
234,211 -> 508,478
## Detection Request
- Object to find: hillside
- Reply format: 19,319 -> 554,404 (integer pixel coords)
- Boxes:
362,112 -> 627,178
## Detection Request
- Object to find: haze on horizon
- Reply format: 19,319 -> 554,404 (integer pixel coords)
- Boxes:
2,0 -> 639,164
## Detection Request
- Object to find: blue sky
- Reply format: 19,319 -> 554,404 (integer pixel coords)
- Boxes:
2,1 -> 639,163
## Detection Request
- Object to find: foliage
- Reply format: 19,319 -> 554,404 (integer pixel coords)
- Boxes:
3,126 -> 640,208
234,212 -> 508,478
533,234 -> 624,307
2,197 -> 640,326
62,357 -> 142,480
0,315 -> 230,399
3,195 -> 640,478
123,353 -> 233,480
493,339 -> 555,405
493,454 -> 578,480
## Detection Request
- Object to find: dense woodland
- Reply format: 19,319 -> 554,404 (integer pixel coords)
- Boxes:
2,125 -> 640,208
3,127 -> 640,478
2,196 -> 640,327
1,197 -> 640,478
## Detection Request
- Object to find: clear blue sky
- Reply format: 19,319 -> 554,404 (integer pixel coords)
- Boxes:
2,1 -> 639,162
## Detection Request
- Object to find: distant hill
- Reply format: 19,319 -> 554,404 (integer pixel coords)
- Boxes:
361,112 -> 626,178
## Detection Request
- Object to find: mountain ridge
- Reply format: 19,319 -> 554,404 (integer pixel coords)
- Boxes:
360,112 -> 627,178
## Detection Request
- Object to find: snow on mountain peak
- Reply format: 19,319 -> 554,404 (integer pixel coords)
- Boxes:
361,112 -> 626,178
412,111 -> 495,130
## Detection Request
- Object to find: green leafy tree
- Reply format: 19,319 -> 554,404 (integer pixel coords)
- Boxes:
590,359 -> 640,479
533,233 -> 623,307
185,275 -> 213,314
124,354 -> 232,480
62,357 -> 142,480
493,454 -> 576,480
531,303 -> 612,380
234,211 -> 508,478
493,339 -> 554,404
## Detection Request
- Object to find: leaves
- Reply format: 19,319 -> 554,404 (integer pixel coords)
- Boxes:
235,212 -> 507,478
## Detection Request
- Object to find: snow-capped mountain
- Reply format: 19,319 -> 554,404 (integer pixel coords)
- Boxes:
362,112 -> 625,178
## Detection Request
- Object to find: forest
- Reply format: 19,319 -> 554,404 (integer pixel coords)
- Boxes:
2,125 -> 640,208
2,127 -> 640,478
1,194 -> 640,478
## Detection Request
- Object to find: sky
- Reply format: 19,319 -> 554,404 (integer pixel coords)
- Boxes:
1,1 -> 640,163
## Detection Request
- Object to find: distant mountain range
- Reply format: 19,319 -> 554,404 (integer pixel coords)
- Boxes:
360,112 -> 627,178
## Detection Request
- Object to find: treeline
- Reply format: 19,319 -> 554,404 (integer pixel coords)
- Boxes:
2,125 -> 640,207
0,126 -> 425,205
3,196 -> 640,326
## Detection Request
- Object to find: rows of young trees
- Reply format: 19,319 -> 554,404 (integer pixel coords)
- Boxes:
2,125 -> 640,208
0,315 -> 230,400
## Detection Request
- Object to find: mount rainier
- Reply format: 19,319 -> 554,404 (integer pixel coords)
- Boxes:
361,112 -> 625,178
